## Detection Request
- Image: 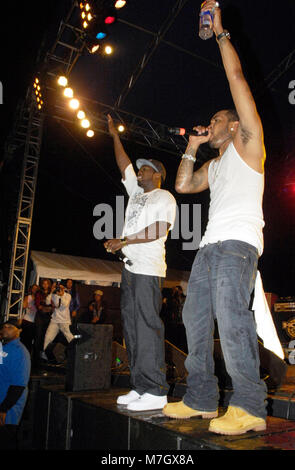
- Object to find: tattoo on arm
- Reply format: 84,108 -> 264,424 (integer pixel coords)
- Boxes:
176,159 -> 208,193
193,166 -> 207,189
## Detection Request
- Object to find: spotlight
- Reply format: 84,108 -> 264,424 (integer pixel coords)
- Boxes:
64,87 -> 74,98
33,76 -> 44,111
104,45 -> 113,55
95,25 -> 108,40
115,0 -> 126,8
86,130 -> 94,137
81,119 -> 90,128
69,98 -> 80,110
118,124 -> 125,133
85,36 -> 100,54
57,76 -> 68,87
77,110 -> 86,119
104,8 -> 117,25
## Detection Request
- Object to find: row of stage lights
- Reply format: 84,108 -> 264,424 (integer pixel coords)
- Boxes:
33,77 -> 44,110
80,0 -> 128,54
57,75 -> 125,137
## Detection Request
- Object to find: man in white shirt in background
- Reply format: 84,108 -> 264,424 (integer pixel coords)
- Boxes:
42,283 -> 74,363
104,114 -> 176,412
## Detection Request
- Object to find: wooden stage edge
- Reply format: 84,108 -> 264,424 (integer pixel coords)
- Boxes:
17,365 -> 295,453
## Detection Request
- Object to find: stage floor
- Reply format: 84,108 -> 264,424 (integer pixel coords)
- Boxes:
24,365 -> 295,452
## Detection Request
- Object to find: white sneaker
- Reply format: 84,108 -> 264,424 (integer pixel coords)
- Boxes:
117,390 -> 141,405
127,393 -> 167,411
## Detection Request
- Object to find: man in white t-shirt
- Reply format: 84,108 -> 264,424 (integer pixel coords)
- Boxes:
104,114 -> 176,411
42,283 -> 74,363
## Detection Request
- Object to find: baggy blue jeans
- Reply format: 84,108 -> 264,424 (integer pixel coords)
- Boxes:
182,240 -> 267,419
120,267 -> 169,396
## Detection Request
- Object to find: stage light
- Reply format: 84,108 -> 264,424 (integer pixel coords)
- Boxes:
81,118 -> 90,128
69,98 -> 80,110
96,31 -> 107,39
104,45 -> 113,55
64,87 -> 74,98
83,20 -> 88,28
57,76 -> 68,87
77,110 -> 86,119
85,35 -> 100,54
33,76 -> 44,111
86,130 -> 94,137
118,124 -> 125,133
104,8 -> 117,25
115,0 -> 126,9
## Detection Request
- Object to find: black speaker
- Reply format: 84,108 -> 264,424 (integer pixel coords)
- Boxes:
65,324 -> 113,392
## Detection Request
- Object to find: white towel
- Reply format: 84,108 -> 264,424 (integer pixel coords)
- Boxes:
253,271 -> 284,360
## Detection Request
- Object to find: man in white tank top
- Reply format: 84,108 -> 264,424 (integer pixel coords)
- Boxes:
163,1 -> 268,435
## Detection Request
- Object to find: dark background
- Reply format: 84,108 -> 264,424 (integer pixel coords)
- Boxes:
1,0 -> 295,297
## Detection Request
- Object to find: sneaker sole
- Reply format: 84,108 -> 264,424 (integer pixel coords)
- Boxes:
209,422 -> 266,435
163,410 -> 218,420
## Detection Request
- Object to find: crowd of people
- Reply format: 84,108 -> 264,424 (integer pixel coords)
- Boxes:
12,278 -> 106,366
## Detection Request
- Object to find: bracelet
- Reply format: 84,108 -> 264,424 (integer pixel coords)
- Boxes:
216,30 -> 231,42
182,153 -> 196,163
120,237 -> 128,247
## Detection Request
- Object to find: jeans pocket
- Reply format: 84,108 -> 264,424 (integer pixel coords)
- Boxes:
221,250 -> 247,259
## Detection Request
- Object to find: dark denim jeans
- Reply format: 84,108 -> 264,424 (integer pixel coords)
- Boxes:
182,240 -> 267,419
120,267 -> 168,396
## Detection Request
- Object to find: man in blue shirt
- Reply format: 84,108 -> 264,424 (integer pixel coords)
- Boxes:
0,319 -> 31,449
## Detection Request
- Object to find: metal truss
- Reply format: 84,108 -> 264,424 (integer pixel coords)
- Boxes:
52,95 -> 190,156
4,1 -> 84,320
115,0 -> 191,108
5,101 -> 44,320
256,47 -> 295,95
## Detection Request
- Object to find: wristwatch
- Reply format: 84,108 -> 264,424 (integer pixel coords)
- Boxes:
216,30 -> 231,42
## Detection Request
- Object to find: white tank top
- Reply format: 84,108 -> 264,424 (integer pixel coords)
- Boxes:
199,142 -> 265,255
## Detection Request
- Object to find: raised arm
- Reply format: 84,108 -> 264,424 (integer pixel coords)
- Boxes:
205,1 -> 265,172
107,114 -> 131,178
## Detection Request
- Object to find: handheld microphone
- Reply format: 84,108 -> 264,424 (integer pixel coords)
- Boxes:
117,250 -> 133,266
168,127 -> 208,137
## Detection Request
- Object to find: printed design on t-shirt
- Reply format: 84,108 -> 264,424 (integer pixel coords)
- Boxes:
125,191 -> 149,231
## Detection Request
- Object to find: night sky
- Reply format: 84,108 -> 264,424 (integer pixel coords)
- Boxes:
1,0 -> 295,296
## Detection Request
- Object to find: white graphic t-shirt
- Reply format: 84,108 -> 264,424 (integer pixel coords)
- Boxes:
121,164 -> 176,277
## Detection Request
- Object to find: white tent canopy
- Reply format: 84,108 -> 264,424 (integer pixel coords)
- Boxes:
30,250 -> 190,291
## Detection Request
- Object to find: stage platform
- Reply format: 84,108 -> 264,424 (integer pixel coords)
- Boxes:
18,365 -> 295,452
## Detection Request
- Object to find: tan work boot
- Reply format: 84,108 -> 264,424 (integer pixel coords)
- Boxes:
163,401 -> 218,419
209,406 -> 266,435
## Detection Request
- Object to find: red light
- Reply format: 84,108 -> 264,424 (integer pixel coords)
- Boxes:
104,15 -> 116,24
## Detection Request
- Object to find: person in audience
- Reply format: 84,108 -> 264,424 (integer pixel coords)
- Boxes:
65,279 -> 80,325
0,319 -> 31,450
87,289 -> 106,324
42,282 -> 74,363
33,279 -> 53,366
20,284 -> 39,354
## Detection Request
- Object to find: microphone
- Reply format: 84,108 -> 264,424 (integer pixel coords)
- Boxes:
117,250 -> 133,266
168,127 -> 208,137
